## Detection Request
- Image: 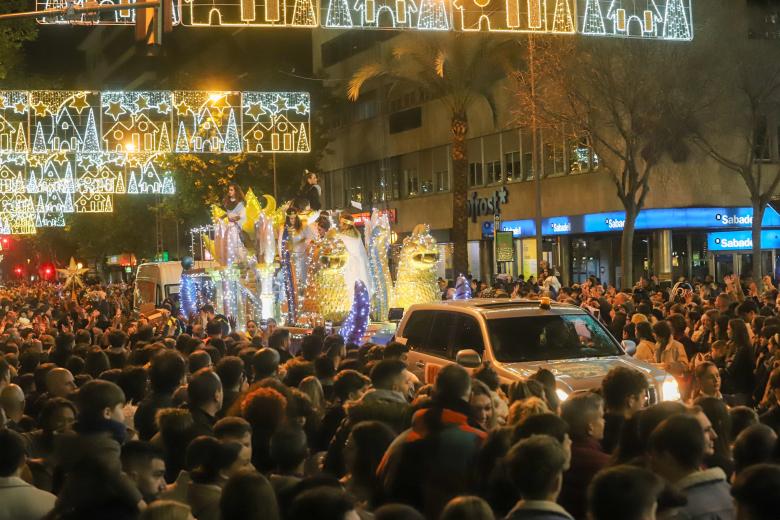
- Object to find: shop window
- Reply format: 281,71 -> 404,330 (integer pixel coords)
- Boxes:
486,160 -> 502,184
469,162 -> 484,186
505,151 -> 521,182
435,170 -> 449,192
346,168 -> 364,205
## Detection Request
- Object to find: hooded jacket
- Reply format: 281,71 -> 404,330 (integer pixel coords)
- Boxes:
377,397 -> 487,519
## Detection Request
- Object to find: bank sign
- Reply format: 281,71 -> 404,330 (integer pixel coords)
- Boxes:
708,230 -> 780,251
468,188 -> 508,223
483,206 -> 780,238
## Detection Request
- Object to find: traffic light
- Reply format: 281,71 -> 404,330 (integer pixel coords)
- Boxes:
0,237 -> 10,250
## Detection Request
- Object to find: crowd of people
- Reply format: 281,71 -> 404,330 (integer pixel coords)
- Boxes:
1,271 -> 780,520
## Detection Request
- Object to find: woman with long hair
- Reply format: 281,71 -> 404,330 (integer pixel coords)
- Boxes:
725,318 -> 756,404
634,321 -> 657,364
298,170 -> 322,210
652,320 -> 689,384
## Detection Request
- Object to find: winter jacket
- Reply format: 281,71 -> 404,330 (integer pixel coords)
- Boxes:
559,437 -> 610,520
673,467 -> 735,520
378,398 -> 487,519
323,389 -> 411,477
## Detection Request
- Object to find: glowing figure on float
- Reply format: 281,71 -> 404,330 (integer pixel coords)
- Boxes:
392,223 -> 440,309
299,213 -> 334,326
315,230 -> 351,323
253,193 -> 279,321
278,203 -> 316,324
365,209 -> 393,321
337,212 -> 372,306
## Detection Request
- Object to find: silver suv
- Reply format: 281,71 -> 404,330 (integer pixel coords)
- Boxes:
395,299 -> 679,403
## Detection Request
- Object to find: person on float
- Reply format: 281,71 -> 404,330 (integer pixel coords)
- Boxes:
298,170 -> 322,211
336,213 -> 372,306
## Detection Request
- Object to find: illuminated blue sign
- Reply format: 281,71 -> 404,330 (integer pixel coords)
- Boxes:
708,230 -> 780,251
484,206 -> 780,239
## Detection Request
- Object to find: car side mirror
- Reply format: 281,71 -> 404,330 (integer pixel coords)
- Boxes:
456,349 -> 482,368
621,340 -> 637,356
388,308 -> 404,322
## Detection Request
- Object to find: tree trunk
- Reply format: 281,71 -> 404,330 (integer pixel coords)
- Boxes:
450,112 -> 469,278
752,198 -> 765,288
621,204 -> 638,289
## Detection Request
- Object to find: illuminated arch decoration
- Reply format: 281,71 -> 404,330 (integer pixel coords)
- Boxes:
182,0 -> 318,27
0,154 -> 27,194
242,92 -> 311,153
75,192 -> 114,213
125,154 -> 176,195
76,153 -> 128,194
452,0 -> 576,33
0,90 -> 311,155
36,0 -> 182,26
582,0 -> 692,39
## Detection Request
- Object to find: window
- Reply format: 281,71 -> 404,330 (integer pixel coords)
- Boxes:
756,115 -> 771,161
505,151 -> 521,182
389,107 -> 422,133
543,133 -> 566,177
353,91 -> 378,121
435,170 -> 449,192
451,314 -> 485,356
569,135 -> 599,173
469,162 -> 484,186
486,160 -> 502,184
420,176 -> 434,194
346,168 -> 365,205
488,314 -> 622,363
405,168 -> 419,197
403,310 -> 434,347
522,128 -> 535,180
426,312 -> 456,358
321,31 -> 395,67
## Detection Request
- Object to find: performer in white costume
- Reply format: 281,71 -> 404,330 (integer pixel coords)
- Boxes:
337,213 -> 372,305
221,183 -> 247,266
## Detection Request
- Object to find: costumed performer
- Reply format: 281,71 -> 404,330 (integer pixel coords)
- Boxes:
337,213 -> 372,309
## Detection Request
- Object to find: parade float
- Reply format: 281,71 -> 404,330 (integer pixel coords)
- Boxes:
181,186 -> 454,340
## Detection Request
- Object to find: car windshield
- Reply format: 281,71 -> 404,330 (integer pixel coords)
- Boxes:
487,313 -> 622,362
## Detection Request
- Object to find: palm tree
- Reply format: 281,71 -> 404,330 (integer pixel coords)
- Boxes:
348,33 -> 519,277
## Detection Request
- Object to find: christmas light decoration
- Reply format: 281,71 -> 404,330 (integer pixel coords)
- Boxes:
182,0 -> 318,27
391,223 -> 440,310
36,0 -> 182,26
453,274 -> 472,299
662,0 -> 691,40
57,256 -> 89,299
595,0 -> 691,40
452,0 -> 576,34
180,271 -> 217,319
74,192 -> 114,213
366,209 -> 392,321
316,231 -> 351,323
0,90 -> 312,156
340,280 -> 370,345
416,0 -> 450,30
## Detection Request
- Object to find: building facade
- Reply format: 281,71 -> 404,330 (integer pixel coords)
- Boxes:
313,1 -> 780,286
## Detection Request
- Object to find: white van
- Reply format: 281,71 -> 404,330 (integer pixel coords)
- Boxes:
133,261 -> 216,311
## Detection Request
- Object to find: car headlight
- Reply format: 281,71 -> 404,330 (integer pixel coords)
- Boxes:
555,388 -> 570,402
661,375 -> 681,401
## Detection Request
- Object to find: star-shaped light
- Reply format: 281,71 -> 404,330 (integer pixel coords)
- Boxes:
295,102 -> 308,115
272,96 -> 288,114
135,95 -> 149,111
157,101 -> 171,114
105,101 -> 126,120
52,153 -> 69,166
174,101 -> 189,115
57,256 -> 89,294
13,102 -> 27,114
245,102 -> 266,120
210,94 -> 230,110
32,101 -> 48,117
69,94 -> 90,114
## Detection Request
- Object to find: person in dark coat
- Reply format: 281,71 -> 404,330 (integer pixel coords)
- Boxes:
135,350 -> 186,441
600,367 -> 648,455
324,360 -> 411,477
298,170 -> 322,211
558,392 -> 610,520
378,364 -> 486,520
